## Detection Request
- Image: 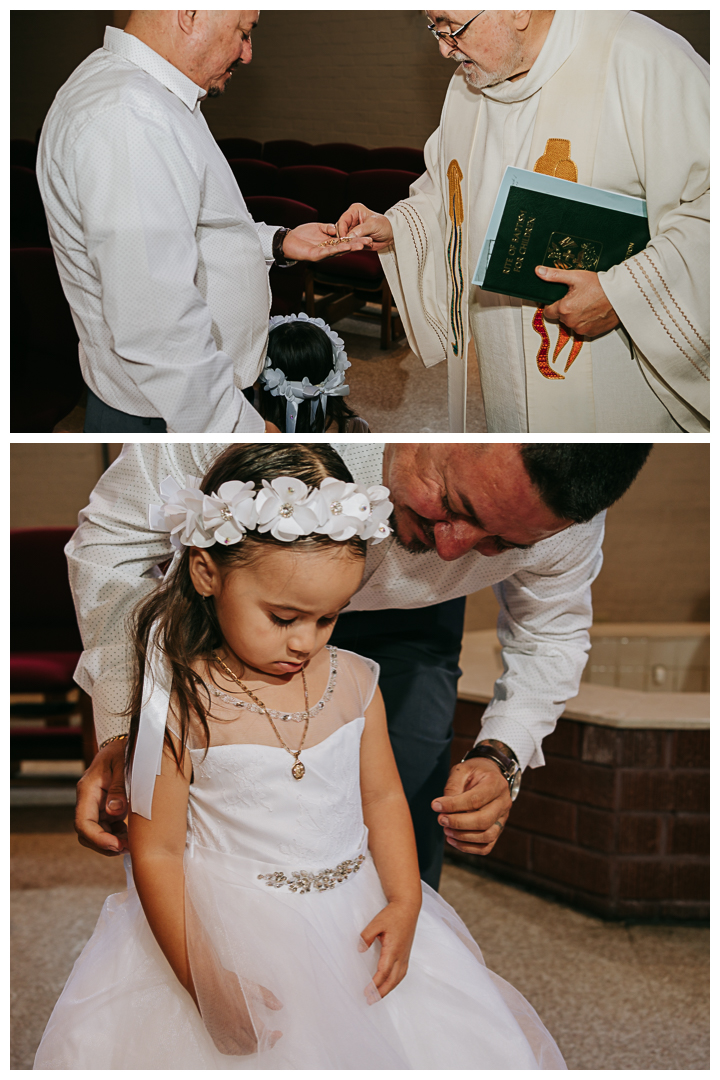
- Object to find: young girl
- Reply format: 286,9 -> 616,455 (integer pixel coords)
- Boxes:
35,444 -> 564,1070
258,312 -> 370,433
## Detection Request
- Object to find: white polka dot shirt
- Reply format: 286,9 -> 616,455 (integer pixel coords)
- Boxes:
67,443 -> 605,771
37,27 -> 272,433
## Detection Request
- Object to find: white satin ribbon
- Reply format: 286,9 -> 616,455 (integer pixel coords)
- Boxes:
129,617 -> 173,819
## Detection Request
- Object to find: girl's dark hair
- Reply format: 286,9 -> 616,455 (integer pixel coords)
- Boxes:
258,321 -> 364,433
126,444 -> 366,775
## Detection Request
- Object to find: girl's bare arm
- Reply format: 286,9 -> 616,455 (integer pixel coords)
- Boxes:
359,687 -> 422,998
128,739 -> 195,997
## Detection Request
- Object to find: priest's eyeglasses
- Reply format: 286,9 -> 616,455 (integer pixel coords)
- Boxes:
427,11 -> 485,47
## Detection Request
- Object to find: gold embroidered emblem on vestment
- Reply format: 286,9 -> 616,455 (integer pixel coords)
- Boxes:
534,138 -> 578,182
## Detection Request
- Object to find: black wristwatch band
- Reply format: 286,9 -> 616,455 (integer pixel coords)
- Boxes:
272,227 -> 297,267
462,744 -> 522,801
463,744 -> 516,769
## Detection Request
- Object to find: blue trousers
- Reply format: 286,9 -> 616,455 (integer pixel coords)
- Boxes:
331,597 -> 466,890
84,388 -> 167,433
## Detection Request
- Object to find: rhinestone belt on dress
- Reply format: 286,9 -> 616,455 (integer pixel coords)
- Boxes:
257,854 -> 365,893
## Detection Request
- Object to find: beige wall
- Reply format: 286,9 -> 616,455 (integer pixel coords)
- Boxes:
465,444 -> 710,630
198,10 -> 452,148
11,445 -> 122,528
11,11 -> 710,144
11,444 -> 709,627
593,443 -> 709,624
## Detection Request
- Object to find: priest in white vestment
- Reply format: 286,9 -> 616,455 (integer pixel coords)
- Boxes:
339,11 -> 709,433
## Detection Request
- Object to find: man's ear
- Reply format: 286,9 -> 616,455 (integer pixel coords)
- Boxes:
188,547 -> 220,598
513,11 -> 533,32
177,11 -> 198,37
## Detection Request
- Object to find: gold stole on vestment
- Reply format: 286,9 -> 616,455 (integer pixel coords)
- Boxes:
441,84 -> 484,431
445,155 -> 470,431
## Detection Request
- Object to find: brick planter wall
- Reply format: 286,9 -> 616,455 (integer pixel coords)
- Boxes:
451,701 -> 709,921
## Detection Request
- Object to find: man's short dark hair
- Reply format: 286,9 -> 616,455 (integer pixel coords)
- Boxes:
520,444 -> 653,523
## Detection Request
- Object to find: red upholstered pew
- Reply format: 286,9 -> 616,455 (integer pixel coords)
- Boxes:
10,527 -> 96,770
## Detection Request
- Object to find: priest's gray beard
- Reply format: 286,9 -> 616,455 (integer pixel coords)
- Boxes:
453,42 -> 524,89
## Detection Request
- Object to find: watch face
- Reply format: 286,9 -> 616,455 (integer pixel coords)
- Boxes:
510,770 -> 522,801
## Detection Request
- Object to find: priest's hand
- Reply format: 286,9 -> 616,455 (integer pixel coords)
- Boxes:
282,222 -> 371,262
536,267 -> 620,338
432,758 -> 512,856
336,203 -> 395,252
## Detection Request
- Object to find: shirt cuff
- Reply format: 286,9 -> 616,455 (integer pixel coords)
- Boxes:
256,222 -> 282,263
73,656 -> 132,747
474,715 -> 545,773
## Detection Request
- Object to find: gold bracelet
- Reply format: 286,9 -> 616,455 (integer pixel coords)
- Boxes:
99,733 -> 129,750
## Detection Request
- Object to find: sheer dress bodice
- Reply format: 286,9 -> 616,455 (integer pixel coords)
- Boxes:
183,649 -> 378,872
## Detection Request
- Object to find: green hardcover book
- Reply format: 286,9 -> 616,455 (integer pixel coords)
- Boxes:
472,167 -> 650,305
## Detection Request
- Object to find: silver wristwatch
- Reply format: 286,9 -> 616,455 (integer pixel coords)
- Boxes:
462,743 -> 522,801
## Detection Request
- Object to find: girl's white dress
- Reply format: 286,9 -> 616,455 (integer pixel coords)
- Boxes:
35,649 -> 565,1070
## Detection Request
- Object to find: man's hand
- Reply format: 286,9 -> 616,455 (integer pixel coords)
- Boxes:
432,758 -> 512,856
264,421 -> 280,433
536,266 -> 620,338
359,899 -> 419,1001
336,203 -> 395,252
281,222 -> 371,263
75,740 -> 129,856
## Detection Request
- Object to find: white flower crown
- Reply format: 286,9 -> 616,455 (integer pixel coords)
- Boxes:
259,312 -> 351,433
149,474 -> 394,548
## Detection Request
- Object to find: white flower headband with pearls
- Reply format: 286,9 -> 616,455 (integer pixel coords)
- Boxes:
149,474 -> 394,548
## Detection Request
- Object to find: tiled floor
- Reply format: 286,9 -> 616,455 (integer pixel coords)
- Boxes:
11,804 -> 708,1070
54,316 -> 489,434
334,316 -> 488,433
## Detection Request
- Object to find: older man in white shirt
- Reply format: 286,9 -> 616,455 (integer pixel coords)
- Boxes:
37,12 -> 364,433
69,441 -> 651,888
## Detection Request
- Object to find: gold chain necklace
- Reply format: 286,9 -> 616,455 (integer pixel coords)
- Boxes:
212,654 -> 310,780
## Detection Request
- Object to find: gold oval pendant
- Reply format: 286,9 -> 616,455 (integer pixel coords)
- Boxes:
291,761 -> 305,780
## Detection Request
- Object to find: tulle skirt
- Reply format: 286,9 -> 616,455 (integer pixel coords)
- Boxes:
34,845 -> 565,1070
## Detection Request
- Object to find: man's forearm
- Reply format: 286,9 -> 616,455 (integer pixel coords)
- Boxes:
67,443 -> 229,743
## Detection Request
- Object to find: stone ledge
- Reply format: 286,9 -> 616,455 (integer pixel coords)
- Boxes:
458,630 -> 709,730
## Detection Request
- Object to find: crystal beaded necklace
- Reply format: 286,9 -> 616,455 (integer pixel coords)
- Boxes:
205,646 -> 338,723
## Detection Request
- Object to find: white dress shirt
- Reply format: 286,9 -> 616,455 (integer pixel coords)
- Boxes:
67,443 -> 605,772
37,27 -> 274,433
